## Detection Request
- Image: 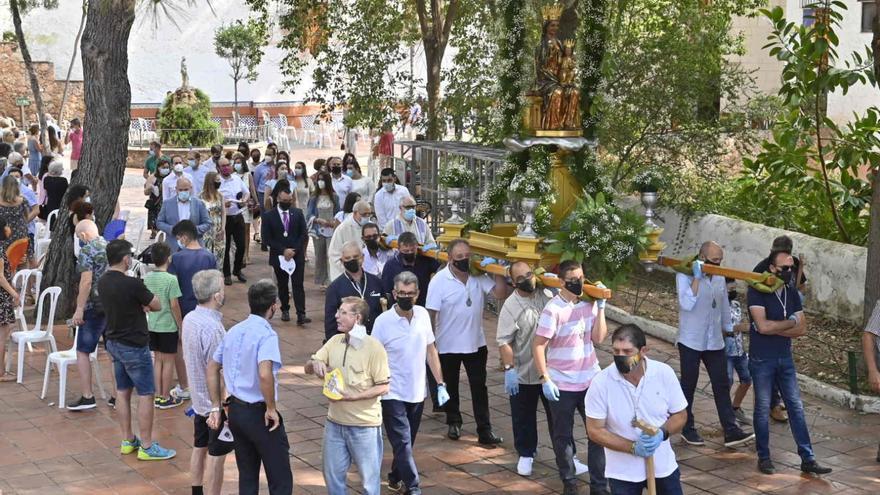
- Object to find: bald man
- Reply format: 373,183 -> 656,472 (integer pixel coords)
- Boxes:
676,241 -> 754,448
157,177 -> 212,253
69,219 -> 109,410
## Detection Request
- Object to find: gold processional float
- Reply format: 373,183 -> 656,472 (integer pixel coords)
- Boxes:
385,2 -> 777,300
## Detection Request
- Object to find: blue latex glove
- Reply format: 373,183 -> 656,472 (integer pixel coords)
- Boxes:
504,368 -> 519,396
635,430 -> 664,457
386,235 -> 398,244
421,242 -> 438,252
692,259 -> 704,279
437,384 -> 450,406
542,379 -> 560,401
595,282 -> 607,309
480,257 -> 497,267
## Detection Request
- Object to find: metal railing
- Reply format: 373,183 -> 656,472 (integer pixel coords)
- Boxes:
128,123 -> 272,148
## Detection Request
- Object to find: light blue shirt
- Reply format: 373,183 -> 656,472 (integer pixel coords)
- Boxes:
185,162 -> 214,197
177,198 -> 191,222
253,162 -> 273,194
212,314 -> 282,403
21,186 -> 37,235
675,272 -> 732,352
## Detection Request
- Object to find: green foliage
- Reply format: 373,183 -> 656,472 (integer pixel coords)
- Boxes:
546,193 -> 649,287
470,154 -> 520,232
630,169 -> 668,193
157,89 -> 220,147
510,146 -> 552,198
494,0 -> 528,140
214,19 -> 268,86
1,31 -> 15,42
438,156 -> 477,188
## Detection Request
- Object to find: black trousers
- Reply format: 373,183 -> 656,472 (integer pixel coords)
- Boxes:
227,399 -> 293,495
547,389 -> 607,493
678,343 -> 739,437
223,214 -> 246,276
440,346 -> 492,436
510,383 -> 553,458
274,259 -> 305,317
426,365 -> 439,408
382,400 -> 424,492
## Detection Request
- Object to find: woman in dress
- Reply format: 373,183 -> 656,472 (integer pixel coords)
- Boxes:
200,171 -> 226,269
0,218 -> 21,382
26,124 -> 42,178
343,153 -> 374,203
231,153 -> 256,265
143,157 -> 170,239
307,171 -> 340,288
0,175 -> 32,261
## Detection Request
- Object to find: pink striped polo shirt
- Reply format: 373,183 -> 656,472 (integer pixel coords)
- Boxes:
536,295 -> 600,392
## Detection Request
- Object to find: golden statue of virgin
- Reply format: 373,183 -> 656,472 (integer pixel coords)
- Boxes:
532,4 -> 581,132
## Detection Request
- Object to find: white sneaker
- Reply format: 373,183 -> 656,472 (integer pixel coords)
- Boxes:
170,385 -> 191,400
574,457 -> 589,475
516,456 -> 534,476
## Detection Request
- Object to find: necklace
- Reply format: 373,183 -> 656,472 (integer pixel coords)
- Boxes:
774,286 -> 788,319
348,274 -> 367,299
625,361 -> 648,427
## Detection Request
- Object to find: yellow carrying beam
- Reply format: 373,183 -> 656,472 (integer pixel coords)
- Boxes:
657,256 -> 777,285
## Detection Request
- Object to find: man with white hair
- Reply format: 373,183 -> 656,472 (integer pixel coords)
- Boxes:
157,177 -> 212,253
324,241 -> 383,342
182,269 -> 232,495
327,199 -> 374,281
384,195 -> 435,246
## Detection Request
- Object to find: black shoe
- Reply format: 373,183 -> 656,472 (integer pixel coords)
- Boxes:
224,276 -> 233,286
261,245 -> 268,252
235,273 -> 247,283
681,429 -> 705,446
297,316 -> 311,326
723,429 -> 755,448
281,311 -> 291,322
801,460 -> 832,475
758,458 -> 776,475
432,405 -> 445,414
107,396 -> 116,409
67,396 -> 96,411
478,431 -> 503,446
387,477 -> 404,493
447,424 -> 461,440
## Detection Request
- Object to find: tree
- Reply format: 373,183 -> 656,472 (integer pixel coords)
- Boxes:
214,19 -> 268,127
9,0 -> 59,144
865,0 -> 880,323
58,0 -> 88,123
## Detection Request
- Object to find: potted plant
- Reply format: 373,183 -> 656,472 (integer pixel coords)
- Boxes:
438,160 -> 476,224
510,167 -> 552,238
630,169 -> 667,193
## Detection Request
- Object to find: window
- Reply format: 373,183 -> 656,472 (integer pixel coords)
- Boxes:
863,0 -> 877,33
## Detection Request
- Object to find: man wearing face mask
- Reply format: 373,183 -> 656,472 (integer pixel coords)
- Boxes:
585,324 -> 688,494
201,144 -> 224,170
747,251 -> 832,476
169,221 -> 219,318
327,200 -> 374,282
372,272 -> 448,495
184,151 -> 209,197
157,178 -> 212,254
261,181 -> 311,325
675,241 -> 754,448
144,141 -> 162,179
217,157 -> 250,285
532,259 -> 608,495
497,261 -> 554,476
426,239 -> 509,445
161,156 -> 194,201
373,168 -> 410,230
252,149 -> 275,212
361,222 -> 393,277
380,232 -> 440,307
324,242 -> 384,342
306,297 -> 391,495
384,195 -> 435,246
328,156 -> 353,209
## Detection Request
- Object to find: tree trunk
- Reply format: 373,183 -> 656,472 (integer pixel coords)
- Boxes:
10,0 -> 48,144
425,46 -> 442,140
864,0 -> 880,324
58,1 -> 87,123
233,78 -> 239,129
43,0 -> 136,318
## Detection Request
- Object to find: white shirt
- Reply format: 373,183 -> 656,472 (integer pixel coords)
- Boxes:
218,174 -> 249,216
373,184 -> 411,231
162,171 -> 193,200
585,358 -> 688,483
177,198 -> 192,222
350,176 -> 375,203
362,246 -> 393,277
371,305 -> 435,402
675,272 -> 732,352
185,161 -> 216,196
331,174 -> 353,208
425,266 -> 495,354
327,216 -> 365,282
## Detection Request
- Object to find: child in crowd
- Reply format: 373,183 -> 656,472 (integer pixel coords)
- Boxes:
725,277 -> 751,425
143,242 -> 184,409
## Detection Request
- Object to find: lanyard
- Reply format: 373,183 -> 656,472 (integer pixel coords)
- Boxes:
347,274 -> 367,299
774,287 -> 788,319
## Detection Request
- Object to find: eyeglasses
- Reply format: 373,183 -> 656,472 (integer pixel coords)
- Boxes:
363,235 -> 379,241
336,309 -> 356,316
402,204 -> 416,210
395,291 -> 418,298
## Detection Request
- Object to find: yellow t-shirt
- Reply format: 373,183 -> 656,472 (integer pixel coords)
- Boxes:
311,334 -> 390,427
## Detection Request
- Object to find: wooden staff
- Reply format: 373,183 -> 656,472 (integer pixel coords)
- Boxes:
632,419 -> 658,495
657,255 -> 777,286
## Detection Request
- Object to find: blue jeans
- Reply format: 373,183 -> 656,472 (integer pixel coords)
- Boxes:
608,468 -> 682,495
322,420 -> 383,495
749,355 -> 814,461
105,340 -> 155,396
727,354 -> 752,387
76,308 -> 106,354
382,400 -> 423,494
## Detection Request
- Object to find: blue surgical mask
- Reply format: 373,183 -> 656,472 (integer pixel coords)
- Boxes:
358,216 -> 371,226
383,182 -> 394,192
345,169 -> 354,177
403,208 -> 416,221
234,163 -> 243,173
159,168 -> 170,176
187,159 -> 195,167
178,191 -> 191,202
149,150 -> 156,157
177,239 -> 185,250
84,196 -> 91,203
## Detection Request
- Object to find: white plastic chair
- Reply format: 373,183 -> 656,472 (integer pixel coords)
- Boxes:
6,286 -> 61,383
278,114 -> 299,143
35,239 -> 51,266
300,116 -> 319,146
12,269 -> 42,333
40,325 -> 106,409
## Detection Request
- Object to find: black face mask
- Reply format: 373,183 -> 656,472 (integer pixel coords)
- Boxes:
778,269 -> 793,284
365,239 -> 379,251
343,259 -> 360,273
517,278 -> 536,294
703,260 -> 721,266
331,166 -> 342,174
278,202 -> 292,211
564,279 -> 583,297
613,354 -> 641,374
397,297 -> 414,311
401,252 -> 416,264
452,258 -> 470,273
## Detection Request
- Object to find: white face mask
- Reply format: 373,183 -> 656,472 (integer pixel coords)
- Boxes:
173,163 -> 184,174
349,323 -> 368,348
383,182 -> 394,192
317,180 -> 326,189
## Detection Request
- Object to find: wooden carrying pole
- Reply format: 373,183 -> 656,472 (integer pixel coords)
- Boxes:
633,419 -> 658,495
656,256 -> 777,286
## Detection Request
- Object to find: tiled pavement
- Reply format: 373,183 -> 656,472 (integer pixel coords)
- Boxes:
1,169 -> 880,493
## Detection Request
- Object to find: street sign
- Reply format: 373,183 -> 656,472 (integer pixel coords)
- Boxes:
15,97 -> 30,106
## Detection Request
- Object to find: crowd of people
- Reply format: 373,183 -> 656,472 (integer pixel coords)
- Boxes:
0,125 -> 855,495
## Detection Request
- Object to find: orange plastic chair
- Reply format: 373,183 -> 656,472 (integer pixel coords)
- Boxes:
6,238 -> 29,273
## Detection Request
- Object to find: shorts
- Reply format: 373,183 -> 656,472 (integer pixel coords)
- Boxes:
76,308 -> 106,354
149,331 -> 179,354
727,354 -> 752,386
194,412 -> 235,456
106,340 -> 155,396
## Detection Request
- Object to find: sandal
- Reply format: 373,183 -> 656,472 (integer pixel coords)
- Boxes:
0,373 -> 16,382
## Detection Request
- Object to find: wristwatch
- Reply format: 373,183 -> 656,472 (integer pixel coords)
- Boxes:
503,364 -> 514,371
208,407 -> 220,413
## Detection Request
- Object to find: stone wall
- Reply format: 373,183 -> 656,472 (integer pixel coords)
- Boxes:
0,42 -> 85,123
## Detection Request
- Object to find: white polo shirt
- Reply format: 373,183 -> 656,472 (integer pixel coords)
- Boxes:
331,174 -> 353,208
425,266 -> 494,354
584,358 -> 688,483
371,305 -> 435,403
